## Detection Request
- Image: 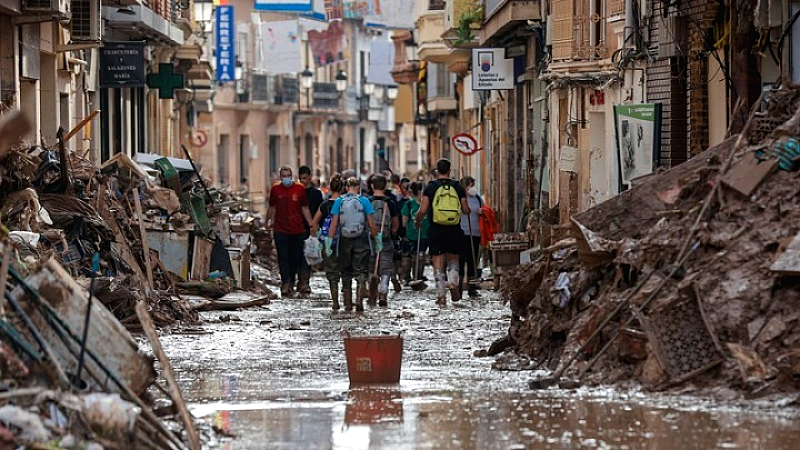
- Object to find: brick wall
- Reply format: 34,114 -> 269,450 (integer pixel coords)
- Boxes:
646,0 -> 719,168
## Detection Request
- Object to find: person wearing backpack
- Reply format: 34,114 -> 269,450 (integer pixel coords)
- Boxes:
311,174 -> 345,310
367,174 -> 400,306
327,177 -> 378,312
459,176 -> 484,298
414,159 -> 470,305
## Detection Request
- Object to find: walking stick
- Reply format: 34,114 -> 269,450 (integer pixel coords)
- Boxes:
462,167 -> 479,289
466,203 -> 479,289
409,226 -> 427,291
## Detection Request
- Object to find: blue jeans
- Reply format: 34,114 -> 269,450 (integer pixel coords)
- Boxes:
274,232 -> 305,286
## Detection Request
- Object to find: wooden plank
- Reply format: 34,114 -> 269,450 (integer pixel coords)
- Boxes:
771,232 -> 800,275
720,156 -> 778,197
96,185 -> 148,285
0,248 -> 10,314
21,260 -> 156,395
191,237 -> 213,280
136,302 -> 201,450
132,188 -> 155,290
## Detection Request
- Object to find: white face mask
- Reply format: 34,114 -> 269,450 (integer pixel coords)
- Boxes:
469,187 -> 479,197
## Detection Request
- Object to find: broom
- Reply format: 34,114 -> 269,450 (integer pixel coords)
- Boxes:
409,218 -> 427,291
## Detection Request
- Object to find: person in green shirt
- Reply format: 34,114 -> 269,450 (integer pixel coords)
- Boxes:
401,182 -> 429,283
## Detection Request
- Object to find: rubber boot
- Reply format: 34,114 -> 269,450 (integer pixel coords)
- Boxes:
368,276 -> 378,306
342,288 -> 353,312
330,282 -> 340,310
355,282 -> 366,312
401,256 -> 412,285
447,262 -> 460,302
392,274 -> 402,292
378,275 -> 390,306
297,269 -> 312,295
435,271 -> 447,305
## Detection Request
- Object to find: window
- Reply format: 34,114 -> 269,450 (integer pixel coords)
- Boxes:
269,135 -> 280,181
218,134 -> 230,185
240,134 -> 250,184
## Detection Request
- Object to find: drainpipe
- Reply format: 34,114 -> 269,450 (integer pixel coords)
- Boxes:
624,0 -> 634,49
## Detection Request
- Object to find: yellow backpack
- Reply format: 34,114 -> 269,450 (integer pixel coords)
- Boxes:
432,181 -> 460,225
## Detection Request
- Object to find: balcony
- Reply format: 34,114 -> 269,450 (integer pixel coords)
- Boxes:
426,62 -> 457,112
102,5 -> 184,46
480,0 -> 541,45
416,7 -> 449,63
311,82 -> 340,109
550,0 -> 608,63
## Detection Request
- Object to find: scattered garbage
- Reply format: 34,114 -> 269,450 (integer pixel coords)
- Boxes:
0,110 -> 280,447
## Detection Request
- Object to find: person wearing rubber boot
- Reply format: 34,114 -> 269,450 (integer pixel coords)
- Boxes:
368,174 -> 400,307
401,182 -> 429,284
297,165 -> 323,295
327,177 -> 377,312
266,166 -> 314,298
415,159 -> 470,305
459,176 -> 484,298
311,174 -> 344,310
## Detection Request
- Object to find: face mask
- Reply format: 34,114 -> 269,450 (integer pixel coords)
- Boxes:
469,187 -> 479,197
281,178 -> 293,187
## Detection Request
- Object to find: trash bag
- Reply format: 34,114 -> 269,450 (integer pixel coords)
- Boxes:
304,236 -> 323,266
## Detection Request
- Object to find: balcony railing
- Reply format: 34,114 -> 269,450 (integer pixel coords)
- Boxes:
312,82 -> 340,109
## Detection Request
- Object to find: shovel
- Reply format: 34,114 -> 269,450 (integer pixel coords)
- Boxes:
409,228 -> 427,291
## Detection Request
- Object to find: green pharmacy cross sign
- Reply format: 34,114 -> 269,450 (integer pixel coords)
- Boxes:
147,63 -> 184,99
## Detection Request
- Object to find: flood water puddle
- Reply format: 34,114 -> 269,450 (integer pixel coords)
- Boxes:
156,278 -> 800,449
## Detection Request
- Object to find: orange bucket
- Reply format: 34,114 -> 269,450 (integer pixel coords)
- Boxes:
343,332 -> 404,384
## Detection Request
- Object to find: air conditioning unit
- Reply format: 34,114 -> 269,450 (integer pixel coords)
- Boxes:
22,0 -> 70,17
70,0 -> 101,42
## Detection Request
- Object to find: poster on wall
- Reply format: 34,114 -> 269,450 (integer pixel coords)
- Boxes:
260,21 -> 302,74
614,103 -> 662,187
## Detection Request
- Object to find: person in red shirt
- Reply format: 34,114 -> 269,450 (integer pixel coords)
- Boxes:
266,166 -> 314,297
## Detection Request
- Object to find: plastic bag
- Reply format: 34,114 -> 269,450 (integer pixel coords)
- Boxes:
304,236 -> 324,266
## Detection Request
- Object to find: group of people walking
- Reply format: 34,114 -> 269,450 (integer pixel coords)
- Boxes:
265,158 -> 494,312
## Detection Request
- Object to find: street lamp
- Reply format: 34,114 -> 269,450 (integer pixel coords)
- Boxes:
374,85 -> 385,99
386,86 -> 399,100
300,66 -> 314,90
335,70 -> 348,92
363,82 -> 375,96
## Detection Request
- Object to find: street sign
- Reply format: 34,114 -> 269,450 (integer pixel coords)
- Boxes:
99,41 -> 145,88
215,5 -> 235,82
451,133 -> 481,156
471,48 -> 514,91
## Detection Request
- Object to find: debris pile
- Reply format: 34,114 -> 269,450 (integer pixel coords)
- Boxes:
0,111 -> 276,447
499,87 -> 800,396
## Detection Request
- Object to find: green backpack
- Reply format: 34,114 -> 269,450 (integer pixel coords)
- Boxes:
432,181 -> 460,225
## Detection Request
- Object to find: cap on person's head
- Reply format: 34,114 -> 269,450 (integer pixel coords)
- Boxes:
436,159 -> 451,175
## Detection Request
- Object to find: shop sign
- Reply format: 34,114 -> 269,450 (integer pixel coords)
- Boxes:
471,48 -> 513,91
99,41 -> 145,88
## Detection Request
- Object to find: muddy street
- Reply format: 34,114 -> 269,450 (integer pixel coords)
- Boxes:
155,276 -> 800,449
